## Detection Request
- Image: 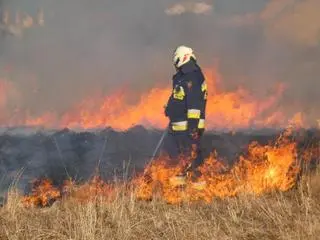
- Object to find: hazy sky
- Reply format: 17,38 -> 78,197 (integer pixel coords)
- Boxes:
0,0 -> 319,120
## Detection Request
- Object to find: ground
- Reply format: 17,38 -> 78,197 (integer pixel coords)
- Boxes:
0,173 -> 319,240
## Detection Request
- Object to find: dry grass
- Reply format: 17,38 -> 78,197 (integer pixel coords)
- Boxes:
0,174 -> 319,240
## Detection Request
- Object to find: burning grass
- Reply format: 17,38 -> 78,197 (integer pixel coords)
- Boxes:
20,127 -> 303,207
0,174 -> 320,240
1,122 -> 319,239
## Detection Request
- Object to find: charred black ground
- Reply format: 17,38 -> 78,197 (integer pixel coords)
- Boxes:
0,126 -> 319,201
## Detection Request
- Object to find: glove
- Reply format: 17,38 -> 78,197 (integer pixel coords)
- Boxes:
189,128 -> 200,140
188,118 -> 200,140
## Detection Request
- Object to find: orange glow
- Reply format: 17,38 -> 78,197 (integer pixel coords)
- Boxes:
0,78 -> 20,122
0,66 -> 299,130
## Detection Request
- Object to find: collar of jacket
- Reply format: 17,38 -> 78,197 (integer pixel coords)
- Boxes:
179,60 -> 199,74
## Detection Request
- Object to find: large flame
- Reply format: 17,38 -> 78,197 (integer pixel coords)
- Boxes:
22,122 -> 311,207
134,127 -> 300,204
0,67 -> 297,130
1,65 -> 314,206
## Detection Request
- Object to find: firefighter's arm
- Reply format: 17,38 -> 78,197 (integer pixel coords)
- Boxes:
185,80 -> 201,133
164,99 -> 170,117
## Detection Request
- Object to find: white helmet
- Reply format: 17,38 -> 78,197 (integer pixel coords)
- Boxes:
173,45 -> 196,68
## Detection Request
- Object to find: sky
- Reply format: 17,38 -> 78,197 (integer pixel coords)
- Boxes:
0,0 -> 319,121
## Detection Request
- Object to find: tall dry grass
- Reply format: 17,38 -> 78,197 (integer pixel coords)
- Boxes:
0,174 -> 319,240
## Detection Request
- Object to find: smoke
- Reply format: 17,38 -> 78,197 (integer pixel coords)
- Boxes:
215,0 -> 320,122
0,0 -> 319,123
0,126 -> 304,197
165,1 -> 213,15
220,0 -> 320,47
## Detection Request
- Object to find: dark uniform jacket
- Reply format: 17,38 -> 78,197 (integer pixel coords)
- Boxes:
165,59 -> 207,133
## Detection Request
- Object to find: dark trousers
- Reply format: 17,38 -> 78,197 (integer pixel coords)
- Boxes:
165,130 -> 204,178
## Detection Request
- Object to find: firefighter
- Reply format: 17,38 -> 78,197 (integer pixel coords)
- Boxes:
165,45 -> 207,185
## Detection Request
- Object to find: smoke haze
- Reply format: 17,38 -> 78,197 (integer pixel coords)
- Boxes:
0,0 -> 319,123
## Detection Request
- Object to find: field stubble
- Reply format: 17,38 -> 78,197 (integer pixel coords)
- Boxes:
0,172 -> 319,240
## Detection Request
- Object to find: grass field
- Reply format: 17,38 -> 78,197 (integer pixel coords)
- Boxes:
0,172 -> 319,240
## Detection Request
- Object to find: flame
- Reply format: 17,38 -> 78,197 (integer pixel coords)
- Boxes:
60,87 -> 170,130
0,66 -> 299,130
135,128 -> 300,204
21,130 -> 302,206
62,176 -> 114,203
22,176 -> 116,207
22,179 -> 61,207
21,123 -> 319,207
2,64 -> 315,206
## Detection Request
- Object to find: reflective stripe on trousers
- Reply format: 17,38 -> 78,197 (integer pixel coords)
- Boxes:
198,119 -> 205,129
171,121 -> 188,131
171,119 -> 205,131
